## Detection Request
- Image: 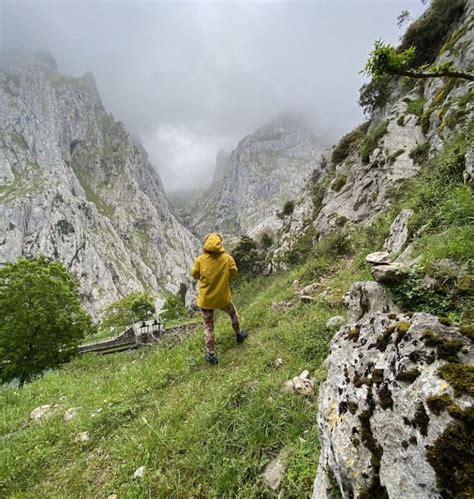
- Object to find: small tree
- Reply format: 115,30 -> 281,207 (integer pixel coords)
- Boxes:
232,236 -> 264,275
0,257 -> 94,386
161,293 -> 188,321
363,40 -> 473,82
101,292 -> 155,333
282,200 -> 295,217
261,232 -> 273,249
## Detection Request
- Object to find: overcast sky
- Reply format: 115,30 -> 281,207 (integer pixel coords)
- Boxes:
1,0 -> 425,191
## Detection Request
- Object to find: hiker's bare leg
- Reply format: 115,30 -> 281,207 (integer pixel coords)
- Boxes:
201,308 -> 215,353
221,303 -> 241,336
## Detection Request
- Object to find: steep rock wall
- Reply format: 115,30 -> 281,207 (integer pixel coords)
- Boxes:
0,54 -> 199,319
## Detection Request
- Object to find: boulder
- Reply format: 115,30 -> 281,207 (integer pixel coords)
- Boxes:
384,209 -> 414,255
313,313 -> 472,498
365,251 -> 391,265
299,282 -> 320,296
344,281 -> 398,322
371,262 -> 408,284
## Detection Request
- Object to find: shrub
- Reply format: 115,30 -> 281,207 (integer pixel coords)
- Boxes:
389,271 -> 452,315
360,120 -> 389,164
330,175 -> 347,193
260,232 -> 273,249
161,293 -> 188,321
405,97 -> 427,117
101,292 -> 155,333
331,122 -> 369,165
232,236 -> 264,275
400,0 -> 467,67
359,76 -> 393,115
409,142 -> 430,164
0,257 -> 94,385
282,200 -> 295,217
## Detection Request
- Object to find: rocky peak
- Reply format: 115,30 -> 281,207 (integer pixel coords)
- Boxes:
186,116 -> 327,238
0,58 -> 199,319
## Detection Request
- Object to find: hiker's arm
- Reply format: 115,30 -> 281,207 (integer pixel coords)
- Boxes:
191,259 -> 200,280
229,256 -> 238,280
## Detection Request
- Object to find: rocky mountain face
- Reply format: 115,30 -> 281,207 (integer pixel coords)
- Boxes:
272,1 -> 474,269
185,116 -> 327,239
302,2 -> 474,497
0,53 -> 199,319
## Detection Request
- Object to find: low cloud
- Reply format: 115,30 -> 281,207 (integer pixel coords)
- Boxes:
1,0 -> 426,191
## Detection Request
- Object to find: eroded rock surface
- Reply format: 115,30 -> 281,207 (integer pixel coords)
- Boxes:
313,312 -> 473,498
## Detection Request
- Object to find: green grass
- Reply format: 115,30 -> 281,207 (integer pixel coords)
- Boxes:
360,120 -> 389,164
0,253 -> 359,498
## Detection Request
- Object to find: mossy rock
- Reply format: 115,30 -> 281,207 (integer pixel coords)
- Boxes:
438,363 -> 474,397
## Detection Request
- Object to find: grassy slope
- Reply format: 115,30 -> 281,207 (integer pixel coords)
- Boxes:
1,253 -> 368,498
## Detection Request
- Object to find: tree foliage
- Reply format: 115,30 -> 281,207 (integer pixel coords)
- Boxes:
0,257 -> 94,385
161,293 -> 188,321
400,0 -> 466,66
101,292 -> 155,333
232,236 -> 264,275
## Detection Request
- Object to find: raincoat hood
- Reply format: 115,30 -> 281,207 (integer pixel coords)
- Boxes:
203,233 -> 225,254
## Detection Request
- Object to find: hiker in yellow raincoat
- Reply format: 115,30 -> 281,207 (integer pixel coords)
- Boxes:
192,233 -> 248,364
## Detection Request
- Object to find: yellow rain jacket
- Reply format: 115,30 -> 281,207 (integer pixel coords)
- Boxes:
191,233 -> 238,309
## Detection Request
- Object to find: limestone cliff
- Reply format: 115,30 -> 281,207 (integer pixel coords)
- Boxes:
187,116 -> 327,239
272,0 -> 474,268
0,53 -> 199,319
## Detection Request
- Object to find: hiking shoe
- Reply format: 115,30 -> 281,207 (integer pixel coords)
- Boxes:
236,330 -> 248,344
205,352 -> 218,365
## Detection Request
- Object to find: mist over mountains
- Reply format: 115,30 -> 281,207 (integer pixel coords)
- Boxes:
1,0 -> 425,191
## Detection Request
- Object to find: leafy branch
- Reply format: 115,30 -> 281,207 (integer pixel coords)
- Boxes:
362,40 -> 474,82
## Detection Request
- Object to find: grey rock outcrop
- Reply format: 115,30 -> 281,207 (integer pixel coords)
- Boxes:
313,312 -> 472,498
384,209 -> 414,255
344,281 -> 398,323
188,115 -> 327,238
271,2 -> 474,267
0,54 -> 199,319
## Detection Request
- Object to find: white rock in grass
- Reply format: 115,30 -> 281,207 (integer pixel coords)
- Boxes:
262,448 -> 289,490
274,357 -> 283,368
30,404 -> 57,421
63,407 -> 80,422
74,431 -> 90,443
299,370 -> 310,380
133,466 -> 146,479
107,495 -> 117,499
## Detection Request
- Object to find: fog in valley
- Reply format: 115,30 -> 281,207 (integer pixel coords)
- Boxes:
1,0 -> 425,191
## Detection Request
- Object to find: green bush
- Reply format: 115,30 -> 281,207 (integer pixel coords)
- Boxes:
409,142 -> 430,164
0,257 -> 94,385
358,76 -> 393,115
261,232 -> 273,249
405,97 -> 427,117
232,236 -> 264,275
389,271 -> 452,315
101,292 -> 155,333
331,122 -> 369,165
360,120 -> 389,164
282,200 -> 295,217
400,0 -> 467,67
161,293 -> 188,321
